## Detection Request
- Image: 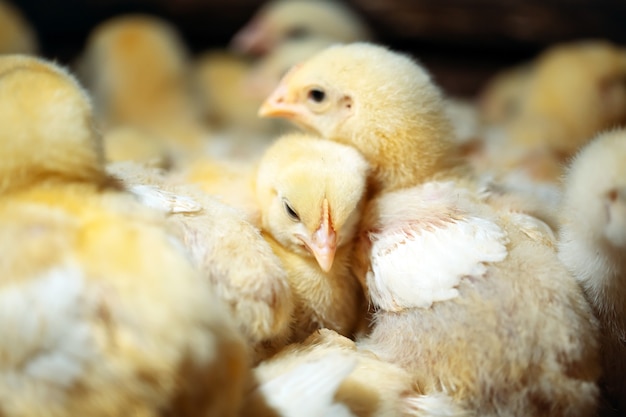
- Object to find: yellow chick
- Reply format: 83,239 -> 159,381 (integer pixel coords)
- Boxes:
477,62 -> 533,125
510,40 -> 626,157
255,132 -> 370,343
0,55 -> 249,417
77,14 -> 210,165
231,0 -> 372,56
558,129 -> 626,417
259,42 -> 461,194
475,40 -> 626,192
190,50 -> 281,161
107,160 -> 294,364
259,42 -> 601,416
0,1 -> 38,55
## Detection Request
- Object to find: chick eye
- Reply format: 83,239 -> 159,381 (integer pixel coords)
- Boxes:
283,200 -> 300,221
285,26 -> 309,40
307,88 -> 326,103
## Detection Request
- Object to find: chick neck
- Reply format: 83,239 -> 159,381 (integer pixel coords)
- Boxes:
348,108 -> 467,195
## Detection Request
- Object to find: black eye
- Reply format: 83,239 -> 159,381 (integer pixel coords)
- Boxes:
283,200 -> 300,221
307,88 -> 326,103
285,26 -> 310,40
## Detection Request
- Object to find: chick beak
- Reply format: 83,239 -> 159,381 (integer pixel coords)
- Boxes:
258,65 -> 307,121
230,20 -> 272,56
258,81 -> 293,117
306,199 -> 337,273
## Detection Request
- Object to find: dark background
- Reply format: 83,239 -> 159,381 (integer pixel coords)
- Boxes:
13,0 -> 626,97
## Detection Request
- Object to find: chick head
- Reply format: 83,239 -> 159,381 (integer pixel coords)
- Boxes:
255,132 -> 369,272
563,128 -> 626,248
0,55 -> 104,192
231,0 -> 372,56
259,42 -> 452,160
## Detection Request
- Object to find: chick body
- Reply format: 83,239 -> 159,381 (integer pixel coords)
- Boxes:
0,55 -> 248,417
260,42 -> 601,416
558,129 -> 626,416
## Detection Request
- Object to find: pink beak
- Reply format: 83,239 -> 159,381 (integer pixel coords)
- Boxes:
230,19 -> 273,56
305,198 -> 337,273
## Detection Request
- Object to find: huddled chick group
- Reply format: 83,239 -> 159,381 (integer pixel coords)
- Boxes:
1,1 -> 625,416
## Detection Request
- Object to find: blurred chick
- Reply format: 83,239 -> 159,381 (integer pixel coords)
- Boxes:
242,329 -> 426,417
231,0 -> 372,56
77,14 -> 210,165
260,42 -> 601,416
0,55 -> 249,417
255,132 -> 370,343
477,62 -> 533,125
509,40 -> 626,157
107,160 -> 294,364
0,1 -> 38,55
475,40 -> 626,191
558,129 -> 626,416
191,50 -> 280,160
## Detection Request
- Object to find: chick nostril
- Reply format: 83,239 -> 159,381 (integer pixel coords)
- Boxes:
608,188 -> 618,202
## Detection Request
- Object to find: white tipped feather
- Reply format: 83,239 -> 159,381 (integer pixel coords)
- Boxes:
404,392 -> 471,417
365,182 -> 509,311
258,353 -> 357,417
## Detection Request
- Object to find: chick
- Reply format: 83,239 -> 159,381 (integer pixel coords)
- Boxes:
260,42 -> 601,416
0,1 -> 38,55
476,40 -> 626,192
259,42 -> 461,194
107,160 -> 294,364
0,55 -> 249,417
510,40 -> 626,157
255,132 -> 370,343
477,62 -> 533,125
558,129 -> 626,416
77,14 -> 209,165
191,50 -> 281,160
231,0 -> 372,56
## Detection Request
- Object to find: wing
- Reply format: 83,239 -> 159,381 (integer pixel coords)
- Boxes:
364,182 -> 509,312
258,352 -> 357,417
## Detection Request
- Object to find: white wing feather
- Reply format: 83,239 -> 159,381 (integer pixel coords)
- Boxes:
365,182 -> 509,312
258,353 -> 357,417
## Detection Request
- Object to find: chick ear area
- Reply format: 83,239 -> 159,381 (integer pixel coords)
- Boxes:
340,94 -> 353,111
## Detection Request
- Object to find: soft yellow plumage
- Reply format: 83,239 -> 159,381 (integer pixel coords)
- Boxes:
559,129 -> 626,416
260,42 -> 601,416
0,55 -> 249,417
77,14 -> 210,165
255,132 -> 370,344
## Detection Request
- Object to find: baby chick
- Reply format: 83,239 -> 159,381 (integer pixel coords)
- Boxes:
77,14 -> 210,165
558,129 -> 626,416
0,55 -> 249,417
0,1 -> 38,55
259,42 -> 462,194
475,40 -> 626,192
260,42 -> 601,416
231,0 -> 372,56
191,50 -> 281,160
107,160 -> 294,364
255,132 -> 370,343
